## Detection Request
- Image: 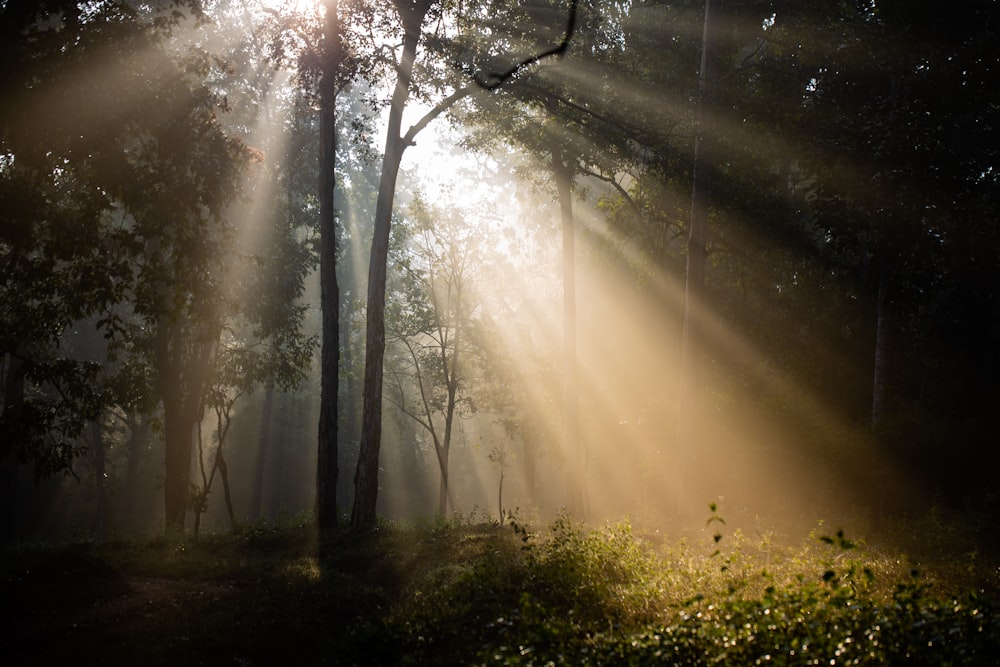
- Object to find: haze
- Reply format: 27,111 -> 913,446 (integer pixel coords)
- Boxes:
1,0 -> 996,549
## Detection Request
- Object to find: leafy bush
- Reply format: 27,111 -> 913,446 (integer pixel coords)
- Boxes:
3,512 -> 997,665
479,516 -> 1000,666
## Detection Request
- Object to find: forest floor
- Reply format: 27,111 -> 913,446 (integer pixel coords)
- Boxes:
2,514 -> 999,666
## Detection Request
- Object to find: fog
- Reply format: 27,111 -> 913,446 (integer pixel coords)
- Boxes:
3,0 -> 996,546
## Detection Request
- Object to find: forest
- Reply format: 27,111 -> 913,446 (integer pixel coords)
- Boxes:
1,0 -> 999,664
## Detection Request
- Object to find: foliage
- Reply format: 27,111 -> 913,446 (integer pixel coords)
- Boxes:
2,513 -> 999,665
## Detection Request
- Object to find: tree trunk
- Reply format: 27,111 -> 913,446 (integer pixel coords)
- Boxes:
89,420 -> 108,540
553,150 -> 584,517
158,321 -> 212,534
871,254 -> 893,429
0,355 -> 25,545
162,392 -> 194,533
252,384 -> 274,520
522,432 -> 537,508
351,0 -> 431,531
437,276 -> 462,517
497,462 -> 505,523
316,0 -> 343,533
340,316 -> 360,513
437,444 -> 450,517
123,412 -> 151,533
675,0 -> 718,514
217,448 -> 236,530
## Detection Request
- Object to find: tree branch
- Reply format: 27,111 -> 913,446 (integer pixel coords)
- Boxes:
465,0 -> 579,89
580,166 -> 644,223
403,85 -> 477,146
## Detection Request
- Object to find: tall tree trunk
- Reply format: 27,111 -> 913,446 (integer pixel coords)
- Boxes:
316,0 -> 343,533
340,326 -> 359,514
351,0 -> 431,531
675,0 -> 718,514
553,150 -> 583,517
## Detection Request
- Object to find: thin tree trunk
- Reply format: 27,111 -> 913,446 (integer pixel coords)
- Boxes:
252,385 -> 273,519
437,276 -> 462,517
675,0 -> 718,514
352,0 -> 431,531
316,0 -> 342,533
90,420 -> 108,540
522,432 -> 537,508
553,150 -> 583,517
497,461 -> 505,523
217,448 -> 236,530
437,445 -> 450,516
871,78 -> 901,432
871,255 -> 892,429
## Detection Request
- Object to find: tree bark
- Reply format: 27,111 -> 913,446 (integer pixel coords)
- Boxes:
316,0 -> 343,533
351,0 -> 432,531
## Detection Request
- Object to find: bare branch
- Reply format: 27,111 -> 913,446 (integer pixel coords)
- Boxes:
465,0 -> 579,90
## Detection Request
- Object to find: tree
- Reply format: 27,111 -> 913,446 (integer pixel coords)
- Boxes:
0,0 -> 242,538
385,197 -> 486,516
551,146 -> 584,517
350,0 -> 478,529
674,0 -> 720,508
0,0 -> 334,534
316,0 -> 343,532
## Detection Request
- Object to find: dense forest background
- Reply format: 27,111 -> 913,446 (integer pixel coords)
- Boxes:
1,0 -> 998,544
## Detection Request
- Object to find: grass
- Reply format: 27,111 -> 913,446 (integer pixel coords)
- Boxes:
2,510 -> 998,666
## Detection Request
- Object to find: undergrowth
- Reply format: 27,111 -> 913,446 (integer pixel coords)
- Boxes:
2,508 -> 998,665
